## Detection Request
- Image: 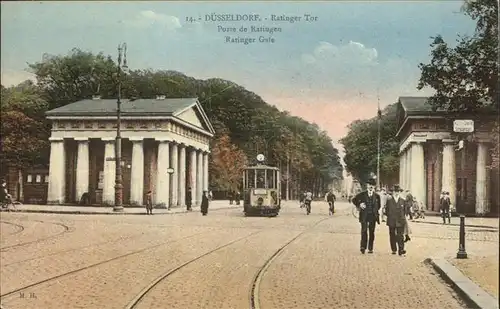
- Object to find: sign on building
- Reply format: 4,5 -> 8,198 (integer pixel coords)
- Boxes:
453,120 -> 474,133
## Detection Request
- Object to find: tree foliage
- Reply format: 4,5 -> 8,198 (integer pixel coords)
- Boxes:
210,133 -> 248,191
3,48 -> 343,194
417,0 -> 498,167
341,103 -> 400,185
0,81 -> 51,168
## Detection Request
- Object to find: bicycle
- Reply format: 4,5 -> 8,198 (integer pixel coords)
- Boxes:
304,200 -> 311,215
1,197 -> 22,211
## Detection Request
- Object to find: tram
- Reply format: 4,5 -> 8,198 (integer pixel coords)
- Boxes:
242,154 -> 281,217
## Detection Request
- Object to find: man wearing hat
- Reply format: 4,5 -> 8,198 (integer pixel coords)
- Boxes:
385,185 -> 407,255
440,191 -> 451,224
351,178 -> 381,254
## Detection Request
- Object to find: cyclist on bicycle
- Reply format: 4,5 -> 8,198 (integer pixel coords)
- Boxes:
304,191 -> 313,214
1,178 -> 13,208
326,190 -> 336,215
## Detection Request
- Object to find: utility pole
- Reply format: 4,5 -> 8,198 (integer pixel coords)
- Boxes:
376,92 -> 381,189
114,43 -> 128,212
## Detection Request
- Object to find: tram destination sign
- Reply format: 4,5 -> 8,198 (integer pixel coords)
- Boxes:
453,119 -> 474,133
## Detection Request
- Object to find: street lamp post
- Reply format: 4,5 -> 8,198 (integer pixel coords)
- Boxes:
114,43 -> 128,212
167,167 -> 174,209
376,94 -> 381,189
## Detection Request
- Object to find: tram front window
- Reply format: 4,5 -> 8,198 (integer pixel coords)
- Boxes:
246,169 -> 255,188
266,170 -> 275,189
256,169 -> 265,188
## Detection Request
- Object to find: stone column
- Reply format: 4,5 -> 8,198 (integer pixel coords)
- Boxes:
441,141 -> 457,207
406,146 -> 412,192
475,142 -> 490,214
102,138 -> 116,205
171,143 -> 179,207
203,151 -> 209,191
197,150 -> 203,203
178,145 -> 186,206
399,152 -> 404,187
156,139 -> 170,207
402,149 -> 408,190
130,138 -> 144,206
47,137 -> 66,204
75,138 -> 89,202
189,148 -> 197,206
411,142 -> 426,205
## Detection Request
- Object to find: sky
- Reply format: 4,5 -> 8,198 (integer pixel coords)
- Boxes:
1,1 -> 476,162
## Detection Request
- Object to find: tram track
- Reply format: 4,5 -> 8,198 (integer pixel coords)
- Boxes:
124,230 -> 262,309
0,229 -> 215,299
0,221 -> 25,236
249,216 -> 333,309
1,232 -> 152,267
0,220 -> 73,252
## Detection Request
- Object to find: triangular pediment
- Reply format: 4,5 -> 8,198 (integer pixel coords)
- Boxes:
177,107 -> 205,128
173,100 -> 215,135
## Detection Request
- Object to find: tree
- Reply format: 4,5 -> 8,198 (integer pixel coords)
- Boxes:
341,103 -> 400,185
0,82 -> 50,168
210,133 -> 248,191
417,0 -> 498,167
28,48 -> 118,109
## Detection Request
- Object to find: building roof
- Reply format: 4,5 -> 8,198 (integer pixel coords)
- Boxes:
398,96 -> 495,115
398,96 -> 444,114
45,98 -> 197,116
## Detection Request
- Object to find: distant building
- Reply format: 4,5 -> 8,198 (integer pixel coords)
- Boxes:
396,97 -> 498,215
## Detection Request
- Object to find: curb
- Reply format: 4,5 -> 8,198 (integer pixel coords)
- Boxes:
0,206 -> 242,216
425,257 -> 499,309
412,220 -> 499,230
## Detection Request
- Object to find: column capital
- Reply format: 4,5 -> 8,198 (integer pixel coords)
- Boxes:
74,137 -> 89,142
102,137 -> 115,142
49,137 -> 64,142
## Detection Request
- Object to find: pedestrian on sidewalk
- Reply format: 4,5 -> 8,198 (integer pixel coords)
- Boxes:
228,190 -> 234,205
385,185 -> 406,256
201,191 -> 209,216
235,191 -> 241,205
351,178 -> 380,254
405,190 -> 414,220
326,190 -> 336,215
440,191 -> 451,224
186,187 -> 192,211
145,190 -> 153,215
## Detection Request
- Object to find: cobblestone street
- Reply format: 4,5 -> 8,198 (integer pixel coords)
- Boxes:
1,201 -> 497,309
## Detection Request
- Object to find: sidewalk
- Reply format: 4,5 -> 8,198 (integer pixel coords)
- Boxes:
412,215 -> 499,229
0,200 -> 241,215
428,257 -> 499,309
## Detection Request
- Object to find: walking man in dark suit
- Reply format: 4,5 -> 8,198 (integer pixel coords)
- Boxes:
351,179 -> 381,254
386,185 -> 407,256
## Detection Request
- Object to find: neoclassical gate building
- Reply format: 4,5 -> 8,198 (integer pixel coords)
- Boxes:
396,97 -> 499,215
45,96 -> 214,207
